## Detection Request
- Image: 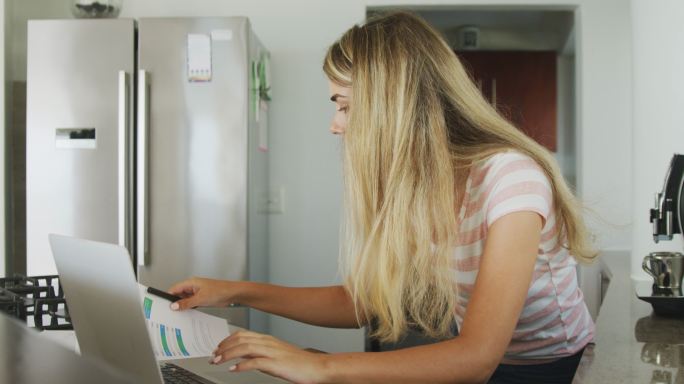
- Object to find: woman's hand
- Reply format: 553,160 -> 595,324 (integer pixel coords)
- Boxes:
212,330 -> 330,384
167,277 -> 240,310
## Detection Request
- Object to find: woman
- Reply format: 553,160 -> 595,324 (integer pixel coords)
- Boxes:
169,12 -> 596,384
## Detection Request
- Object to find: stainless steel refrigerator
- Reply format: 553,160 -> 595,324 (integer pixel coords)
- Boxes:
26,18 -> 269,331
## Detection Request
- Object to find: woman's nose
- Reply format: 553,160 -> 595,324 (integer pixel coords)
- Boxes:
330,124 -> 344,135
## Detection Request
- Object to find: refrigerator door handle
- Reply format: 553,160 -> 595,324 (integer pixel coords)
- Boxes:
137,70 -> 149,266
118,71 -> 129,248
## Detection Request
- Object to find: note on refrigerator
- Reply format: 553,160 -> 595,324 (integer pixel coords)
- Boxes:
138,284 -> 229,360
187,33 -> 212,82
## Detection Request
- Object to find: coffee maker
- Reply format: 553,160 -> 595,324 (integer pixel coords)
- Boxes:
650,154 -> 684,243
638,154 -> 684,316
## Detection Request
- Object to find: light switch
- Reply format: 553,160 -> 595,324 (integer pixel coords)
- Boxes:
258,187 -> 284,214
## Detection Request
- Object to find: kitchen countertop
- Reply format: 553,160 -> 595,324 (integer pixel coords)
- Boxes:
10,250 -> 684,383
0,313 -> 135,384
573,251 -> 684,383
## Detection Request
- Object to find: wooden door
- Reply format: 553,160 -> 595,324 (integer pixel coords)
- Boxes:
456,51 -> 557,151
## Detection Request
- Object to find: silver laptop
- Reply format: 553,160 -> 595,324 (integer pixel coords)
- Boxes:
49,234 -> 285,384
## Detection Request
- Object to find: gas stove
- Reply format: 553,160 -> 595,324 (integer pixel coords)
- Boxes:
0,274 -> 72,331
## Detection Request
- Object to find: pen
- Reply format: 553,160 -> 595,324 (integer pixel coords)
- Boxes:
146,286 -> 182,303
146,286 -> 244,308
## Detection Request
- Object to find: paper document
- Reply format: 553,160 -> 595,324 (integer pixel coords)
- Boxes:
187,33 -> 212,82
138,284 -> 229,361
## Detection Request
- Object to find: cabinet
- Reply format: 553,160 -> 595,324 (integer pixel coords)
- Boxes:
456,51 -> 557,151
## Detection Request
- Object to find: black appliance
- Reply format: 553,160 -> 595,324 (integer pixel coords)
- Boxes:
0,274 -> 72,330
650,154 -> 684,243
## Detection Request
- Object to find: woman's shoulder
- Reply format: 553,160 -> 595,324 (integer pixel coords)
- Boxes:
471,150 -> 545,183
482,150 -> 538,167
473,151 -> 554,225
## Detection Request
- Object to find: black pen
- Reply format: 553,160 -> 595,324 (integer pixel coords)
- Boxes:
146,286 -> 243,308
146,286 -> 182,303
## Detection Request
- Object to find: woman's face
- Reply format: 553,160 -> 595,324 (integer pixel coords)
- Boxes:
328,81 -> 351,135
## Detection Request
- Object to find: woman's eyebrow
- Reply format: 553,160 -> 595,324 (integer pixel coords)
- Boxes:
330,94 -> 348,102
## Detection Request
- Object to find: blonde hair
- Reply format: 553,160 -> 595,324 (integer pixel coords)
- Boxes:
323,12 -> 596,343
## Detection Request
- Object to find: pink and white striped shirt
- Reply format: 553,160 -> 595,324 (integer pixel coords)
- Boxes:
453,151 -> 594,361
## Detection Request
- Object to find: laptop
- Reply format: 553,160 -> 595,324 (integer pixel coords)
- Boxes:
49,234 -> 286,384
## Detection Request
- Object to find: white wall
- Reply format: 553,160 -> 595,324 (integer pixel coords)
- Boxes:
570,0 -> 632,252
7,0 -> 633,352
9,0 -> 70,82
630,0 -> 684,280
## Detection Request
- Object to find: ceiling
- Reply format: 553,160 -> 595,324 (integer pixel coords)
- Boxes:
368,8 -> 575,54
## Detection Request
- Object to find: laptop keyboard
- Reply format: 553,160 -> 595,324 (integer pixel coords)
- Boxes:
161,363 -> 213,384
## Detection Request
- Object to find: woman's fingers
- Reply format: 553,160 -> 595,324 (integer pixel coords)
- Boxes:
216,330 -> 270,351
168,278 -> 227,310
214,331 -> 274,360
230,357 -> 280,377
212,333 -> 325,384
213,341 -> 276,365
170,295 -> 202,310
167,279 -> 198,297
167,278 -> 236,309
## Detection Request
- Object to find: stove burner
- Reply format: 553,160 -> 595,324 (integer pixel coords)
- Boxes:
0,274 -> 72,331
0,289 -> 27,321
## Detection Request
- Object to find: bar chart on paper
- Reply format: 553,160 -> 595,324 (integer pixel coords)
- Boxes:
138,284 -> 230,360
147,319 -> 191,358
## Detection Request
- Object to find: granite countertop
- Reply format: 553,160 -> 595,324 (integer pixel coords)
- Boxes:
0,314 -> 135,383
573,252 -> 684,384
16,251 -> 684,383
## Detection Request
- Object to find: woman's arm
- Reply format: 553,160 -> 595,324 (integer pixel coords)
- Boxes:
169,278 -> 362,329
214,210 -> 542,384
238,283 -> 362,328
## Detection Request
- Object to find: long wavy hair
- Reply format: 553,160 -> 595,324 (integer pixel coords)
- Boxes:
323,12 -> 596,343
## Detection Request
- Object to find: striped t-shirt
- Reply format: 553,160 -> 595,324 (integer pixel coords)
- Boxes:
453,151 -> 594,361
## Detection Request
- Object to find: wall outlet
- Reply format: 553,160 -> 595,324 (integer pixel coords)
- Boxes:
258,187 -> 285,214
